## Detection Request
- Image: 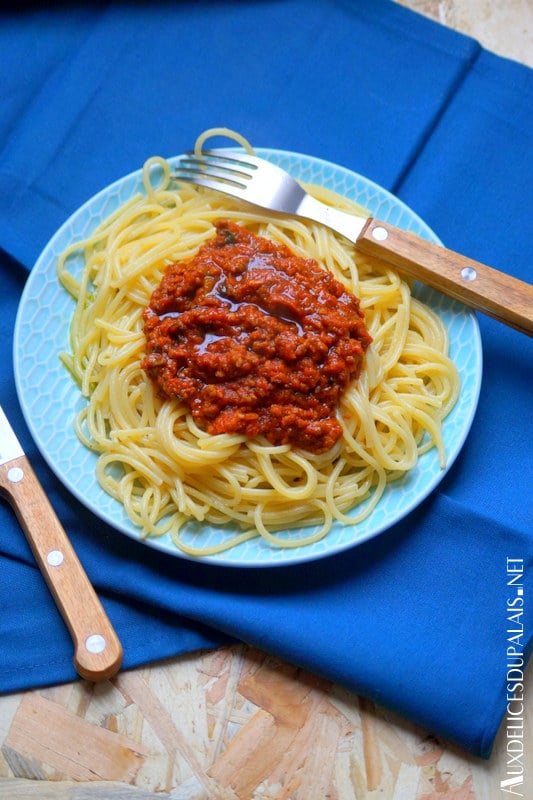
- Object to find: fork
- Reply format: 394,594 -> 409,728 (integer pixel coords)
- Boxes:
173,150 -> 533,336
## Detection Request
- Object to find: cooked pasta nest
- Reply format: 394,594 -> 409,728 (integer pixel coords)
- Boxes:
57,137 -> 459,555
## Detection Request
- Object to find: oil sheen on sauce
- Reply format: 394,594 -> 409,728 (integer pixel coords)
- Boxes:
142,220 -> 372,453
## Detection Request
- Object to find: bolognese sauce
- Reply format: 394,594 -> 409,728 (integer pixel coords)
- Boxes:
142,220 -> 371,453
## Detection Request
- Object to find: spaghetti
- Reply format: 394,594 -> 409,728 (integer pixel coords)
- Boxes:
58,129 -> 460,555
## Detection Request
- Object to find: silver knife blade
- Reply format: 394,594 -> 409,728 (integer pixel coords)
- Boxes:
0,406 -> 24,466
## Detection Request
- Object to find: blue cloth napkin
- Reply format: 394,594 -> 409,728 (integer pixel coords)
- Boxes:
0,0 -> 531,758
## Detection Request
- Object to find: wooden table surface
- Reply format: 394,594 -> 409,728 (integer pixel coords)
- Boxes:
1,3 -> 531,799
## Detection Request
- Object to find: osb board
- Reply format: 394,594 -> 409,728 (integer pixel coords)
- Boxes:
394,0 -> 533,67
1,646 -> 531,800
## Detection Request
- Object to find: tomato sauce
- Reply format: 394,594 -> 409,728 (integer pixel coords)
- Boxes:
142,221 -> 371,453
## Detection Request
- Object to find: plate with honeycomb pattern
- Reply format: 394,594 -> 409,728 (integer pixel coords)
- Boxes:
13,150 -> 482,566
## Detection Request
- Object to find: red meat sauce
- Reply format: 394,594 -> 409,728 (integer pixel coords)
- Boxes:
142,220 -> 372,454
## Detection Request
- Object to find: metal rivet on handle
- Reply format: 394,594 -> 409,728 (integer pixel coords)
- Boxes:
7,467 -> 24,483
461,267 -> 477,281
47,549 -> 64,567
86,634 -> 107,654
372,226 -> 388,241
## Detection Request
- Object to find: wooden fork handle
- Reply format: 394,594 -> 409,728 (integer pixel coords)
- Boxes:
0,455 -> 123,682
357,218 -> 533,336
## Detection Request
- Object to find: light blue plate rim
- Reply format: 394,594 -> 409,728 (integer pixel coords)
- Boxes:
13,149 -> 482,567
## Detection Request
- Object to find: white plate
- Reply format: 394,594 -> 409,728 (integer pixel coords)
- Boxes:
13,149 -> 482,567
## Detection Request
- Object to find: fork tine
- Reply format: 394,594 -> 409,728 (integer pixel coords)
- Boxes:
195,149 -> 260,170
173,149 -> 262,196
179,158 -> 250,182
173,170 -> 248,195
172,165 -> 250,198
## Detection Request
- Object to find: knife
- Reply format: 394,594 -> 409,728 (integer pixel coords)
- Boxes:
0,406 -> 123,682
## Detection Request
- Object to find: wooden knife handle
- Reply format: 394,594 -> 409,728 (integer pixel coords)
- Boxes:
358,218 -> 533,336
0,454 -> 123,682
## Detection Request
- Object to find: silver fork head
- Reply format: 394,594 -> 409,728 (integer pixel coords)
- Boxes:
172,149 -> 307,212
172,150 -> 260,199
